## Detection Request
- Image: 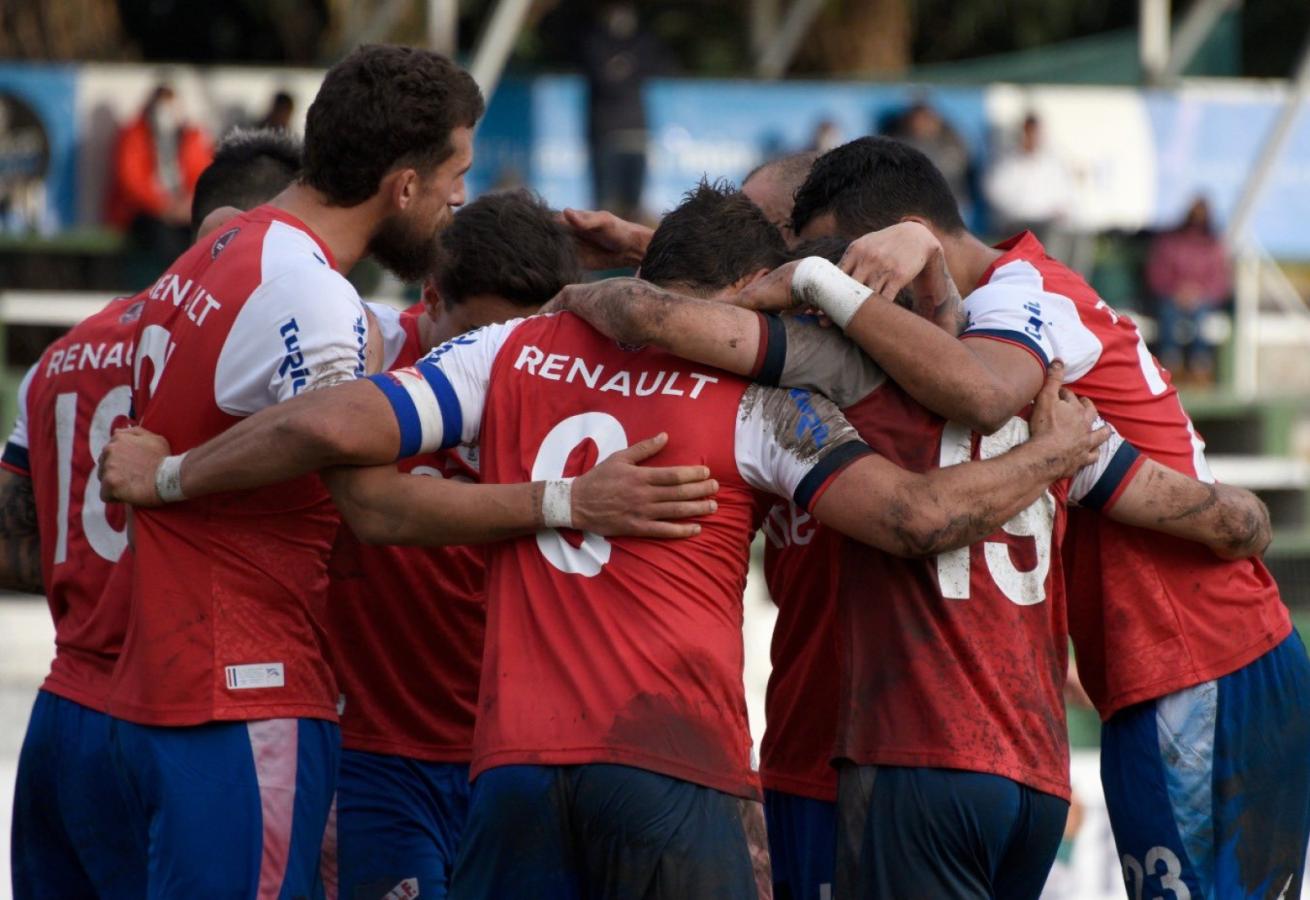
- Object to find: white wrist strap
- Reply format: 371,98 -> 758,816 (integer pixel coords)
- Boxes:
542,477 -> 575,529
791,256 -> 874,329
154,453 -> 188,503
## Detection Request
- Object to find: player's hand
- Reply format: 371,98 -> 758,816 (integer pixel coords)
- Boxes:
732,260 -> 802,313
572,433 -> 719,538
1028,361 -> 1108,478
840,222 -> 949,310
98,427 -> 172,506
559,208 -> 653,270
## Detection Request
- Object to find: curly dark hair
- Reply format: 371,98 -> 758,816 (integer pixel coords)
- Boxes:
302,45 -> 484,207
190,128 -> 301,234
433,189 -> 581,308
791,136 -> 965,238
640,178 -> 789,290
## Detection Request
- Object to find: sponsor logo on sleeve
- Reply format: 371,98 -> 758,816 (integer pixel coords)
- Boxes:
1023,299 -> 1044,341
211,227 -> 240,259
278,318 -> 310,394
788,388 -> 830,447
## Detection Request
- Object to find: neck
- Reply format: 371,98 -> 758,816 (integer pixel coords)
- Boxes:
940,230 -> 1002,297
271,182 -> 378,274
418,307 -> 451,350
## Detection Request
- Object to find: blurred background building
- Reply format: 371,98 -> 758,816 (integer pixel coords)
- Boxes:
2,2 -> 1310,896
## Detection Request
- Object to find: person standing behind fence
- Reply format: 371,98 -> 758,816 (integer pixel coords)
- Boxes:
105,84 -> 213,273
1145,196 -> 1231,387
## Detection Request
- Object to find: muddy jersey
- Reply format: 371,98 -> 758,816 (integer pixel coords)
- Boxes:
110,205 -> 367,726
1,297 -> 141,710
326,303 -> 485,761
756,317 -> 1140,800
366,311 -> 873,799
964,231 -> 1288,718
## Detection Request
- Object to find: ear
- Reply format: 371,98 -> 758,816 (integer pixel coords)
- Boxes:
732,268 -> 773,291
421,279 -> 445,318
383,167 -> 421,212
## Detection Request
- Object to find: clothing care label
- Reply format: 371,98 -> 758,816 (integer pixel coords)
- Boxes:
224,662 -> 286,690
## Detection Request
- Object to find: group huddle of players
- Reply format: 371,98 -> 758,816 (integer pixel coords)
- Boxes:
4,42 -> 1309,900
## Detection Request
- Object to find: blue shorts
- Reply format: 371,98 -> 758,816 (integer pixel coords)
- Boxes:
110,716 -> 339,900
327,749 -> 470,900
834,764 -> 1068,900
764,789 -> 836,900
12,691 -> 146,899
449,763 -> 766,900
1101,629 -> 1310,900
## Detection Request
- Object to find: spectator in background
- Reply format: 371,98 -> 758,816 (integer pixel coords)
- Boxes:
105,84 -> 213,272
984,113 -> 1070,243
1146,196 -> 1231,386
886,101 -> 973,220
581,1 -> 670,221
255,90 -> 295,131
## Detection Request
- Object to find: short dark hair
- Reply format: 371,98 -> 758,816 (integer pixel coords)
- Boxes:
789,236 -> 849,265
641,178 -> 789,290
191,128 -> 302,233
302,45 -> 484,207
433,189 -> 581,308
791,136 -> 965,238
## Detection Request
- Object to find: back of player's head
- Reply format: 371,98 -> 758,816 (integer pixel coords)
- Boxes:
791,136 -> 965,239
302,44 -> 484,208
433,189 -> 581,308
640,178 -> 789,292
191,128 -> 302,234
743,150 -> 819,199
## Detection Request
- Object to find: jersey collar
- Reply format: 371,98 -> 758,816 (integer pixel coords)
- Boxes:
977,230 -> 1048,290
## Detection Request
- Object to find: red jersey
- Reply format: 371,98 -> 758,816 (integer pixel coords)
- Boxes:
963,232 -> 1288,717
758,501 -> 842,801
325,304 -> 485,761
752,318 -> 1139,800
367,312 -> 871,799
110,205 -> 368,726
2,296 -> 141,711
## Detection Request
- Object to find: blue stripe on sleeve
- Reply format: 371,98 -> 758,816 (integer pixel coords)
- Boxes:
1,442 -> 29,475
756,314 -> 788,387
794,441 -> 873,512
961,328 -> 1051,367
417,361 -> 463,451
365,373 -> 423,460
1080,441 -> 1142,510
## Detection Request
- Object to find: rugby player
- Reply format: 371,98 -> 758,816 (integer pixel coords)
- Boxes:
741,151 -> 819,246
1,128 -> 301,899
98,181 -> 1107,898
97,46 -> 716,898
325,188 -> 582,900
777,136 -> 1310,900
547,190 -> 1271,900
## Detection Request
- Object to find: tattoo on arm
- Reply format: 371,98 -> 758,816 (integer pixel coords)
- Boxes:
0,473 -> 42,594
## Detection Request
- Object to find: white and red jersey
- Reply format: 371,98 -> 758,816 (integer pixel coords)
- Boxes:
325,304 -> 485,761
110,205 -> 368,726
367,311 -> 872,799
963,231 -> 1288,718
754,317 -> 1140,801
1,296 -> 141,711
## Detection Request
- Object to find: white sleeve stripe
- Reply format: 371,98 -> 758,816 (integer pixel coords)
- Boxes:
394,368 -> 446,454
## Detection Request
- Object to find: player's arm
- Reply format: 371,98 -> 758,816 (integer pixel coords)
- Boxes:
100,333 -> 716,540
1082,451 -> 1272,560
748,364 -> 1107,558
546,278 -> 763,376
323,432 -> 716,546
736,235 -> 1048,434
0,366 -> 43,594
816,366 -> 1105,556
559,208 -> 654,270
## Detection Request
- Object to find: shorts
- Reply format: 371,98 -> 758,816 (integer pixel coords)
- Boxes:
12,691 -> 146,899
448,763 -> 767,900
327,749 -> 471,900
111,715 -> 339,899
764,789 -> 835,900
835,764 -> 1068,900
1101,629 -> 1310,900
